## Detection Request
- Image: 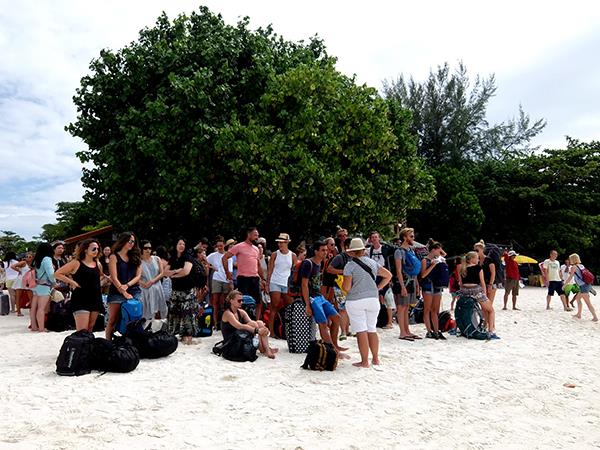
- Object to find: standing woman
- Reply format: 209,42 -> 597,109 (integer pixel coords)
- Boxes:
165,238 -> 198,344
565,253 -> 598,322
139,240 -> 167,321
3,251 -> 19,313
29,243 -> 55,332
342,238 -> 392,368
101,246 -> 112,294
55,239 -> 104,331
11,252 -> 34,316
459,251 -> 499,338
106,232 -> 142,339
155,246 -> 172,304
267,233 -> 297,336
420,242 -> 446,340
474,240 -> 499,304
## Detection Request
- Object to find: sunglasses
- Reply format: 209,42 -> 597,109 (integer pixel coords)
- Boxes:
128,239 -> 135,244
144,246 -> 152,250
90,247 -> 99,252
236,299 -> 243,304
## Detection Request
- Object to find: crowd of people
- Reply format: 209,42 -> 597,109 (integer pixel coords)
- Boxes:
1,226 -> 597,367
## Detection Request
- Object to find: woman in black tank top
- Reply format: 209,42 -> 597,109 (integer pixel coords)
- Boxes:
221,290 -> 277,359
55,239 -> 104,331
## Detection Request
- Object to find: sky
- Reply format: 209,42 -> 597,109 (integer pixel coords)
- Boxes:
1,0 -> 599,239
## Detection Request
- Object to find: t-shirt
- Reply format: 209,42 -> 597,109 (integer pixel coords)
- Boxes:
330,253 -> 350,271
207,251 -> 233,283
229,242 -> 260,277
543,259 -> 561,282
560,264 -> 570,283
461,265 -> 482,285
394,247 -> 417,280
367,245 -> 386,266
300,259 -> 322,298
504,253 -> 520,280
343,256 -> 381,302
169,253 -> 195,292
482,256 -> 495,284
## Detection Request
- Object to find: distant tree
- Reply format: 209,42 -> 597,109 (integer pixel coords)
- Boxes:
37,201 -> 100,242
0,231 -> 39,256
383,62 -> 546,166
67,7 -> 432,242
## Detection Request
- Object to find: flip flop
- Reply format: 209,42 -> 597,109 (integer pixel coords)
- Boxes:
410,335 -> 422,340
398,336 -> 414,341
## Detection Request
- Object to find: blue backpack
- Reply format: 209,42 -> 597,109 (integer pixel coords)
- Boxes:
430,262 -> 450,287
117,299 -> 143,335
402,249 -> 421,277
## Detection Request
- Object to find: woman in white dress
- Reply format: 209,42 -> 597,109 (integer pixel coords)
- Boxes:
139,240 -> 167,320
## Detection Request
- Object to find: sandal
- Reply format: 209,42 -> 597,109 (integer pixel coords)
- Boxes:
398,336 -> 414,341
410,334 -> 422,340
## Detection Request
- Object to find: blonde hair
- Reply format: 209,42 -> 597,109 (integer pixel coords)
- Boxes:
569,253 -> 581,265
474,240 -> 485,250
461,251 -> 479,277
399,227 -> 414,242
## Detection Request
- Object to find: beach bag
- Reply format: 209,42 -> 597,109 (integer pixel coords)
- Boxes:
409,298 -> 424,324
117,299 -> 143,335
285,299 -> 316,353
301,340 -> 338,371
579,266 -> 595,285
455,296 -> 489,340
195,305 -> 214,337
22,269 -> 37,289
46,300 -> 75,332
262,307 -> 287,339
376,302 -> 389,328
212,330 -> 257,362
438,310 -> 456,332
124,319 -> 178,359
430,262 -> 450,287
56,330 -> 95,376
241,295 -> 256,321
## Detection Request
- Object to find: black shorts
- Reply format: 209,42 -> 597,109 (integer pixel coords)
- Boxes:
237,276 -> 261,304
548,280 -> 564,296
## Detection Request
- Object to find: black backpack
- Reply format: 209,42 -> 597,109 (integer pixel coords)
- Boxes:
455,296 -> 489,340
301,340 -> 337,371
124,319 -> 178,359
409,298 -> 424,324
93,336 -> 141,373
56,330 -> 95,376
376,302 -> 389,328
212,330 -> 258,362
46,300 -> 75,332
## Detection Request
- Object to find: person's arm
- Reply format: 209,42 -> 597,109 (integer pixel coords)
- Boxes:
10,261 -> 26,271
342,273 -> 352,293
222,251 -> 233,281
126,265 -> 142,288
420,258 -> 437,278
479,268 -> 486,293
565,266 -> 576,284
257,254 -> 267,290
267,251 -> 277,284
54,260 -> 81,289
109,254 -> 131,298
489,263 -> 496,286
291,252 -> 298,267
150,256 -> 164,284
223,310 -> 258,334
171,261 -> 192,278
377,266 -> 392,290
394,252 -> 407,297
327,256 -> 344,275
300,261 -> 312,316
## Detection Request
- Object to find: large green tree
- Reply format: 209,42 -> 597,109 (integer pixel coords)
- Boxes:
67,7 -> 432,243
384,62 -> 546,166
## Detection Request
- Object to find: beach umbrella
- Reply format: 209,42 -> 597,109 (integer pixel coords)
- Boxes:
514,255 -> 538,264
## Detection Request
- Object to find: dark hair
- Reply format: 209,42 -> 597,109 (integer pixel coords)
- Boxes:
111,232 -> 141,266
246,227 -> 257,236
312,240 -> 327,252
429,241 -> 443,250
155,246 -> 169,261
214,235 -> 224,243
296,245 -> 306,254
33,243 -> 54,269
140,240 -> 151,249
174,237 -> 187,256
199,237 -> 209,245
4,251 -> 17,262
369,231 -> 379,239
344,237 -> 352,248
76,239 -> 100,261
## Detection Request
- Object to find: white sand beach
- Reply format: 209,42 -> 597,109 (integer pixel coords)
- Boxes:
1,286 -> 599,449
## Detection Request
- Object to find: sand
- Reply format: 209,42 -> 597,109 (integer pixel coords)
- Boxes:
1,286 -> 599,449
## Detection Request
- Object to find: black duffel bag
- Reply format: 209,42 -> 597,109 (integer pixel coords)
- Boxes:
124,319 -> 178,359
91,337 -> 140,373
212,330 -> 257,362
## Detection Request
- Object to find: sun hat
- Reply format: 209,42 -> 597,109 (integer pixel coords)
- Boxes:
275,233 -> 291,242
225,239 -> 236,247
508,250 -> 519,257
347,238 -> 366,252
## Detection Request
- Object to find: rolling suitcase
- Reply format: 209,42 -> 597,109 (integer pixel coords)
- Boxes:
1,293 -> 9,315
285,299 -> 316,353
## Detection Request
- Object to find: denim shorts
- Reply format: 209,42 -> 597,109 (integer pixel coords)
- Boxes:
579,284 -> 591,294
107,291 -> 141,304
311,294 -> 338,324
422,284 -> 443,295
269,282 -> 288,294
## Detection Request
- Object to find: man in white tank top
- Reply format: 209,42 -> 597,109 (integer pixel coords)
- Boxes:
267,233 -> 297,336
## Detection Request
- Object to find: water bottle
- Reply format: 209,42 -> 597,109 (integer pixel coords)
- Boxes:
252,334 -> 259,348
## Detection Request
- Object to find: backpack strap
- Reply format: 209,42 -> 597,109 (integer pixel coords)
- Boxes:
351,257 -> 375,280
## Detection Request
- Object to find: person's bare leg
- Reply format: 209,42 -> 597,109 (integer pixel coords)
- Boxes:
353,331 -> 369,367
87,312 -> 99,332
36,296 -> 50,331
431,295 -> 441,332
423,294 -> 433,333
512,294 -> 519,310
8,288 -> 16,313
488,288 -> 497,305
503,290 -> 509,310
367,332 -> 380,365
546,295 -> 552,310
29,295 -> 39,330
560,294 -> 570,311
386,307 -> 394,327
330,315 -> 347,351
582,294 -> 598,321
75,312 -> 91,331
339,309 -> 350,335
106,303 -> 121,339
397,304 -> 409,337
268,291 -> 281,336
573,293 -> 582,319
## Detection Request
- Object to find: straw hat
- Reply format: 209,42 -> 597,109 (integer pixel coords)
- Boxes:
347,238 -> 366,252
275,233 -> 291,242
225,239 -> 236,247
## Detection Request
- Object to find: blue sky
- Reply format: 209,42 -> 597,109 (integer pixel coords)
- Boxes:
1,0 -> 599,239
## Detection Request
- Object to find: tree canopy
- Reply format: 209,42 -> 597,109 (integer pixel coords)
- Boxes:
67,7 -> 432,243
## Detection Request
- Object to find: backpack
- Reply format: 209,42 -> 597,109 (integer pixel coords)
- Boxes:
22,269 -> 38,289
455,296 -> 489,340
117,299 -> 143,335
578,266 -> 595,285
93,336 -> 140,373
56,330 -> 95,376
190,259 -> 206,289
376,302 -> 389,328
409,298 -> 424,324
400,248 -> 421,277
301,340 -> 338,371
212,330 -> 258,362
241,295 -> 256,320
288,260 -> 308,297
124,319 -> 178,359
46,300 -> 75,332
438,310 -> 455,332
430,262 -> 450,287
195,305 -> 214,337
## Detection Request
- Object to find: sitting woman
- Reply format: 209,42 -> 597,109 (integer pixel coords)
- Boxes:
459,251 -> 499,339
221,290 -> 277,359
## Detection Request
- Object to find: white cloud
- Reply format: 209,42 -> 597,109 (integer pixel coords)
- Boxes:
1,0 -> 600,238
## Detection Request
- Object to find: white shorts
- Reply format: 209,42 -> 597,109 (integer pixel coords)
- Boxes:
346,297 -> 380,333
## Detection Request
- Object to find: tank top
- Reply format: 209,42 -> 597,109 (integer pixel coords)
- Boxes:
270,250 -> 293,286
462,265 -> 482,285
221,310 -> 247,342
70,261 -> 102,304
108,253 -> 141,296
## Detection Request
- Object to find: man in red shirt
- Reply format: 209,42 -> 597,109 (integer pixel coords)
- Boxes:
503,250 -> 521,310
223,227 -> 267,319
